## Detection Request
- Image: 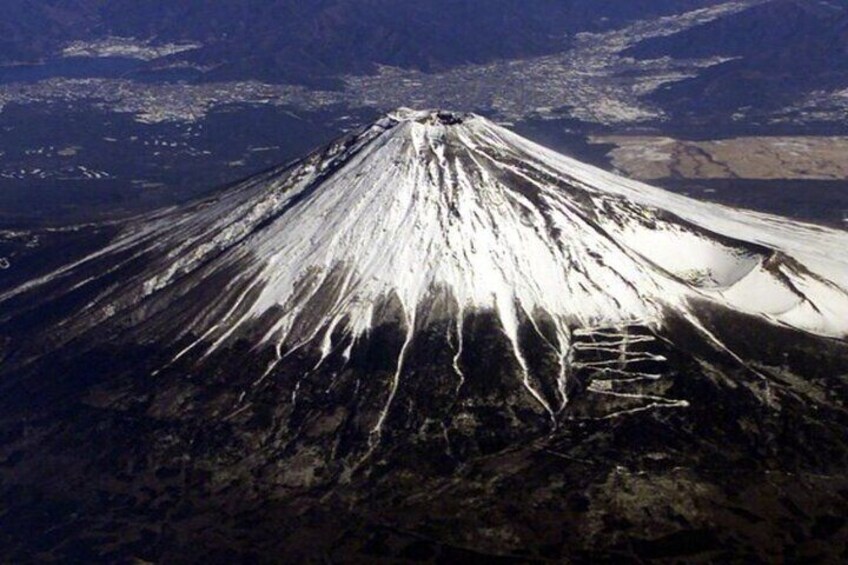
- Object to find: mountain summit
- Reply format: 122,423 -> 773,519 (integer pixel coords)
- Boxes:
2,110 -> 848,561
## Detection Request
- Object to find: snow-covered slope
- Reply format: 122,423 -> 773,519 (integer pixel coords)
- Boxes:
2,109 -> 847,368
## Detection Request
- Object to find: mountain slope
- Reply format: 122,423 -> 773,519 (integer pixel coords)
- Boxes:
1,110 -> 847,561
627,0 -> 848,121
0,1 -> 724,81
3,109 -> 846,355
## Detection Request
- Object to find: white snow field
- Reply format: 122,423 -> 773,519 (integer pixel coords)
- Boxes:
3,109 -> 847,366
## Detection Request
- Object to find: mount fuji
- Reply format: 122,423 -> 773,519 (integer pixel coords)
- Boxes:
2,109 -> 848,562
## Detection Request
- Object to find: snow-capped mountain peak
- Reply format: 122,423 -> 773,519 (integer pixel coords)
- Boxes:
2,109 -> 847,379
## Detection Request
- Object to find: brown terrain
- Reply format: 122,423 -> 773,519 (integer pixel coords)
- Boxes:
591,136 -> 848,181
